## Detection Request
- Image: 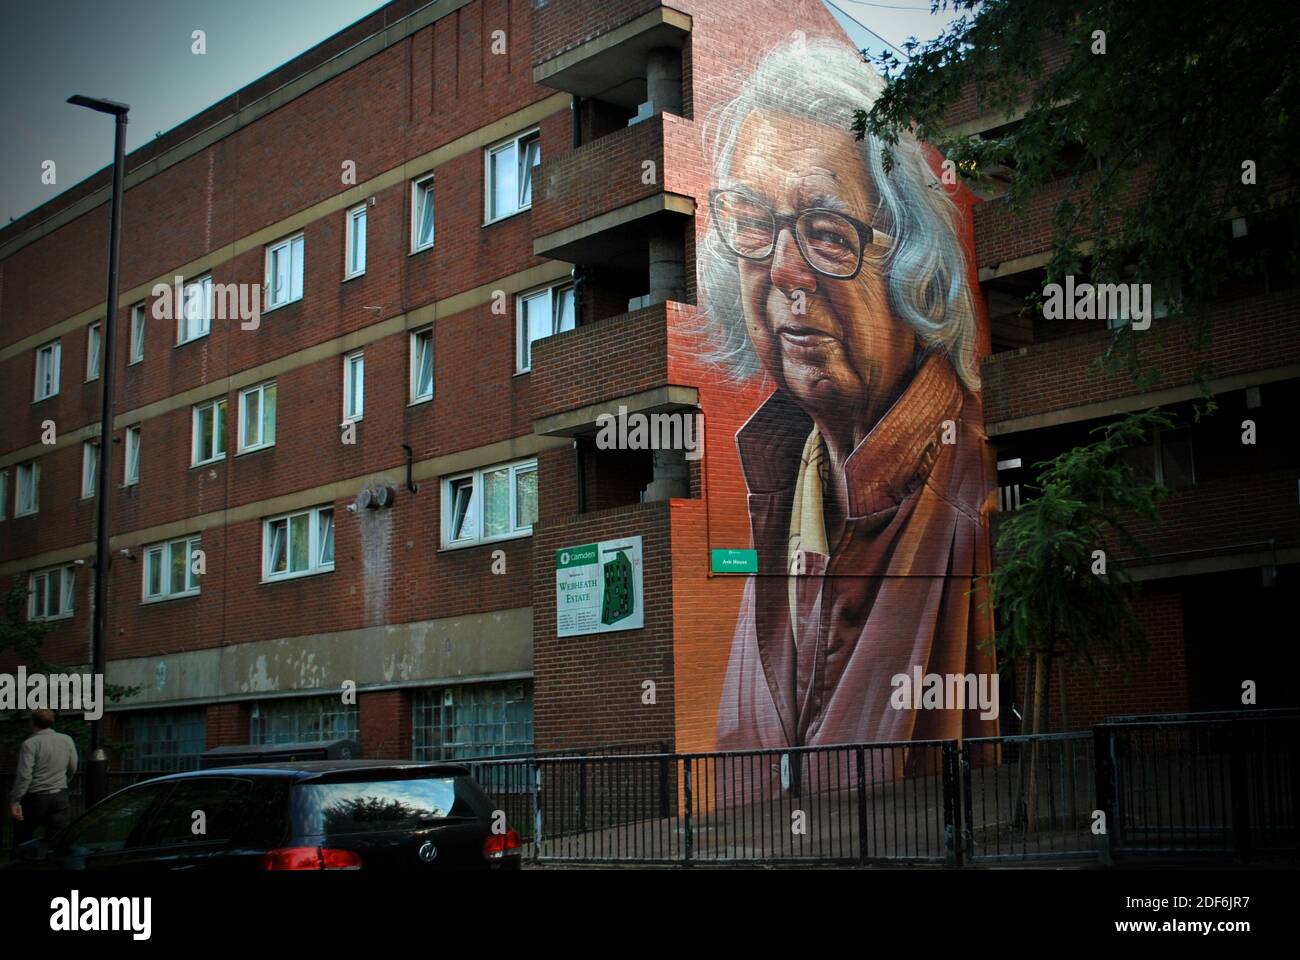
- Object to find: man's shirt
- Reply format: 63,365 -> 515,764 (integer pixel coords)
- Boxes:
9,728 -> 78,802
717,352 -> 1000,758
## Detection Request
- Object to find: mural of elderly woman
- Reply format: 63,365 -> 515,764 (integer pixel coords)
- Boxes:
700,37 -> 1000,758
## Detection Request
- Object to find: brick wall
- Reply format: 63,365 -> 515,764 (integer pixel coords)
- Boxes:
982,289 -> 1300,424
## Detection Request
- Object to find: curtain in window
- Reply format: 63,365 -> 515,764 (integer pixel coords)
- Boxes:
483,468 -> 510,538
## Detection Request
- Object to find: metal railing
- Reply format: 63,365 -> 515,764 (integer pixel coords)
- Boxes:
470,711 -> 1295,866
1097,711 -> 1298,861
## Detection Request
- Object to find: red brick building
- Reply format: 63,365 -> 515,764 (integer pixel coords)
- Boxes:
1,0 -> 1295,775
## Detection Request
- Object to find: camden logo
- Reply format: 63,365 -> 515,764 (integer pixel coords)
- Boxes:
0,668 -> 104,720
50,891 -> 151,940
594,405 -> 704,461
890,667 -> 1000,720
1042,276 -> 1153,330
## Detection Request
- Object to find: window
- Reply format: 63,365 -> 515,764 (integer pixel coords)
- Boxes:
118,707 -> 206,775
179,275 -> 212,344
266,233 -> 305,309
144,778 -> 255,848
486,129 -> 540,223
124,425 -> 141,486
237,381 -> 277,453
15,461 -> 39,517
517,282 -> 576,372
263,505 -> 334,581
250,695 -> 358,745
345,204 -> 367,278
411,175 -> 435,252
0,471 -> 7,521
86,323 -> 102,381
29,565 -> 74,621
54,782 -> 169,857
143,535 -> 202,601
81,441 -> 99,499
34,341 -> 60,401
192,398 -> 227,465
410,327 -> 434,403
343,351 -> 364,422
412,681 -> 534,760
118,709 -> 207,774
442,458 -> 537,547
129,302 -> 145,364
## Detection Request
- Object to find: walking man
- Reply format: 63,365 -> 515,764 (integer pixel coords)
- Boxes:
9,709 -> 78,855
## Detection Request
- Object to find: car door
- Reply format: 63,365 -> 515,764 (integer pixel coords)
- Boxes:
50,781 -> 173,870
124,777 -> 273,870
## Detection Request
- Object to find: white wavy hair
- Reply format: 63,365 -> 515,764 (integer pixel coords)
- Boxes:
698,37 -> 981,391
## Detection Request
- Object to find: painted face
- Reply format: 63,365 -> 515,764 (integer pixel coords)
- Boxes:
725,108 -> 915,428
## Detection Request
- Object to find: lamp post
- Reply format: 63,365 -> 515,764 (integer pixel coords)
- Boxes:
67,94 -> 130,808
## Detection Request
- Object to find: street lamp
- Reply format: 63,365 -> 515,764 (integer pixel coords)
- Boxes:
67,94 -> 130,808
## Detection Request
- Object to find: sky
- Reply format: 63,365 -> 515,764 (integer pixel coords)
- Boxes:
0,0 -> 964,225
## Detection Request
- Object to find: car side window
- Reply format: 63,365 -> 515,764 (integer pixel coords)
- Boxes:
141,778 -> 255,848
56,783 -> 170,856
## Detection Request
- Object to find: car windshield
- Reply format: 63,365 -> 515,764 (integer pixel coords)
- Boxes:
292,776 -> 491,837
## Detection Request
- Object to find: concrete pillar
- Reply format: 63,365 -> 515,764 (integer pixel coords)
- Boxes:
643,448 -> 689,501
646,48 -> 682,116
648,228 -> 685,304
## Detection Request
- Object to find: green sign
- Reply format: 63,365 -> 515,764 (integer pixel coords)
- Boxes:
711,548 -> 758,574
556,537 -> 644,637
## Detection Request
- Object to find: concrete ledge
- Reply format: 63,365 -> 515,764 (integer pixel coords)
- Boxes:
534,6 -> 691,104
533,193 -> 694,260
533,384 -> 699,437
986,364 -> 1300,437
105,606 -> 534,708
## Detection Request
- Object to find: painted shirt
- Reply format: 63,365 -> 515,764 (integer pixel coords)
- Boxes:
716,352 -> 1000,761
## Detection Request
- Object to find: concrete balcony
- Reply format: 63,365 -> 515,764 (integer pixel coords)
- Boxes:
531,112 -> 695,271
981,289 -> 1300,435
532,3 -> 690,108
530,300 -> 698,437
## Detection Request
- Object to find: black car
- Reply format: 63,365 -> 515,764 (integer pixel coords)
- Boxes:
6,760 -> 523,870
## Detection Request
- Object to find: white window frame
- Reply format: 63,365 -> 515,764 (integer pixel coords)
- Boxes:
192,398 -> 227,466
15,461 -> 39,517
124,424 -> 141,486
237,381 -> 277,454
516,281 -> 576,373
0,470 -> 8,521
265,233 -> 305,310
28,565 -> 74,622
262,505 -> 335,583
34,340 -> 61,401
343,351 -> 364,422
178,275 -> 213,345
129,302 -> 145,364
411,175 -> 435,253
142,535 -> 202,603
345,204 -> 367,279
409,327 -> 434,404
484,128 -> 540,224
81,441 -> 99,499
440,458 -> 537,549
86,322 -> 102,382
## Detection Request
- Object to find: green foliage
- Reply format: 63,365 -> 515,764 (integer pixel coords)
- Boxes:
0,580 -> 139,762
986,409 -> 1173,669
855,0 -> 1299,388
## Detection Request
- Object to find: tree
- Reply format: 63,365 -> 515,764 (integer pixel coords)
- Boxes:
0,582 -> 138,765
855,0 -> 1299,384
983,409 -> 1172,828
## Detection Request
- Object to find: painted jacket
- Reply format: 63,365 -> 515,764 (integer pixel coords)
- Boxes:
716,353 -> 1000,763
